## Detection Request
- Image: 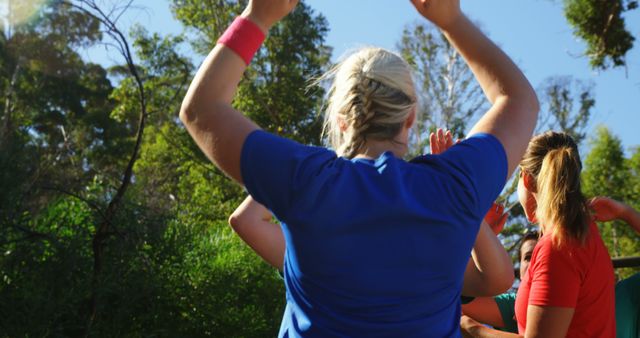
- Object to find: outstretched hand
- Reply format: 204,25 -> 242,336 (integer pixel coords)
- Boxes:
588,196 -> 628,222
242,0 -> 299,32
484,202 -> 508,235
429,128 -> 454,155
410,0 -> 462,30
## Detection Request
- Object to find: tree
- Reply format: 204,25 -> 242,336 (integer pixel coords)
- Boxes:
582,126 -> 639,279
0,0 -> 110,215
398,22 -> 486,155
537,76 -> 595,147
563,0 -> 637,69
172,0 -> 331,145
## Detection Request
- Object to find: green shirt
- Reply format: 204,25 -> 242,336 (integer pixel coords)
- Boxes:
494,292 -> 518,333
461,293 -> 518,333
616,273 -> 640,338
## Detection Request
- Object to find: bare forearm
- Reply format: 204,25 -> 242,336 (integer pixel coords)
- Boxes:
461,314 -> 522,338
466,325 -> 521,338
464,222 -> 514,296
233,219 -> 285,270
182,45 -> 245,113
179,3 -> 291,183
439,14 -> 538,175
462,297 -> 506,329
179,24 -> 262,182
620,204 -> 640,235
229,196 -> 286,270
181,12 -> 268,112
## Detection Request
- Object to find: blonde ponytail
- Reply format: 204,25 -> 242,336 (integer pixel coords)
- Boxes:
520,132 -> 589,248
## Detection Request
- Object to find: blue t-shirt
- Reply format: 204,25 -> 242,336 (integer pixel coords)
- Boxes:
241,130 -> 507,337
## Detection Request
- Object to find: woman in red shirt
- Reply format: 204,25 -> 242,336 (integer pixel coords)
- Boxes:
461,131 -> 616,338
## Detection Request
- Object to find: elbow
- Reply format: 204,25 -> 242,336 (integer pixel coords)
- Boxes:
503,86 -> 540,121
179,90 -> 208,128
479,273 -> 514,297
491,256 -> 516,294
528,91 -> 540,116
519,86 -> 540,118
179,98 -> 194,127
495,269 -> 515,294
228,212 -> 243,231
491,264 -> 515,295
480,264 -> 515,296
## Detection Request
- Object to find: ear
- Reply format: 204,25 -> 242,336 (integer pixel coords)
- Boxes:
404,108 -> 416,129
338,116 -> 348,132
521,170 -> 537,193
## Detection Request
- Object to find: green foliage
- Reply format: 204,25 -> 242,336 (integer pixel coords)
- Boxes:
564,0 -> 636,69
173,0 -> 331,145
83,213 -> 285,337
582,126 -> 640,278
0,197 -> 94,337
1,1 -> 329,335
1,196 -> 285,336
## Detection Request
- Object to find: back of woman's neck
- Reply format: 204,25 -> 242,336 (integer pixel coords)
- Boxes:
353,140 -> 407,160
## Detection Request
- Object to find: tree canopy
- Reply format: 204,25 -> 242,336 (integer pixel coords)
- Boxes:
563,0 -> 637,69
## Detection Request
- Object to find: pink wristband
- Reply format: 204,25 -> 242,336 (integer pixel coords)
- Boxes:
218,17 -> 266,66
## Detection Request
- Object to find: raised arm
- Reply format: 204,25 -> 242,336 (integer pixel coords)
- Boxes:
461,315 -> 520,338
462,220 -> 514,297
411,0 -> 539,176
461,297 -> 506,331
430,130 -> 514,296
179,0 -> 299,183
589,196 -> 640,235
229,196 -> 285,270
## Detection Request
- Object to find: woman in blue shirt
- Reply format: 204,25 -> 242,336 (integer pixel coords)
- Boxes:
180,0 -> 539,336
228,129 -> 515,298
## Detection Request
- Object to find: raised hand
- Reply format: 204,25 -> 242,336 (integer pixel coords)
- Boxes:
429,128 -> 454,155
588,196 -> 628,222
484,202 -> 508,235
410,0 -> 462,30
242,0 -> 300,32
589,196 -> 640,236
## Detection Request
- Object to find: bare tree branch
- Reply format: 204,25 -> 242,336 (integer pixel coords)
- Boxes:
61,1 -> 150,335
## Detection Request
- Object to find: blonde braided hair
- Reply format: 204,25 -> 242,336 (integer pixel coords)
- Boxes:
320,48 -> 417,158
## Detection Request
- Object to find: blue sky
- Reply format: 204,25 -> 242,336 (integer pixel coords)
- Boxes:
86,0 -> 640,152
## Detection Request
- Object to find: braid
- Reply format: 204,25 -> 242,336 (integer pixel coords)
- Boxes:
320,47 -> 417,158
342,74 -> 379,158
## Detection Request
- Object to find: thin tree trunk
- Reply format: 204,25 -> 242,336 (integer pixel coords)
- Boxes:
0,64 -> 20,152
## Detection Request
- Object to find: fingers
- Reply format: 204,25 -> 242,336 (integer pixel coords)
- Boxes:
494,202 -> 505,215
430,128 -> 455,155
484,202 -> 508,235
429,132 -> 439,154
587,196 -> 601,208
445,130 -> 453,149
437,128 -> 445,146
